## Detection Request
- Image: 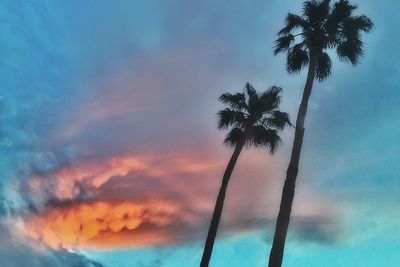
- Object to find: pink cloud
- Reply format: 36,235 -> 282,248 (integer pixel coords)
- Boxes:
23,146 -> 339,249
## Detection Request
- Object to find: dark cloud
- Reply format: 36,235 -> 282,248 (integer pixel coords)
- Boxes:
0,186 -> 105,267
289,216 -> 341,244
0,226 -> 105,267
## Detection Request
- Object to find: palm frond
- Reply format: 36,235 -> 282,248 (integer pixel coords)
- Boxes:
341,18 -> 359,40
351,15 -> 374,33
246,83 -> 260,115
337,38 -> 363,65
217,108 -> 247,130
218,92 -> 247,110
331,0 -> 357,19
286,44 -> 309,74
264,111 -> 292,130
334,14 -> 371,65
258,86 -> 283,112
315,52 -> 332,81
278,13 -> 308,35
249,125 -> 282,153
274,34 -> 295,55
341,15 -> 373,41
303,0 -> 331,25
245,82 -> 257,99
224,127 -> 244,147
326,0 -> 357,36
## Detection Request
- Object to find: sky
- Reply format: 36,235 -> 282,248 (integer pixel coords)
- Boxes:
0,0 -> 399,266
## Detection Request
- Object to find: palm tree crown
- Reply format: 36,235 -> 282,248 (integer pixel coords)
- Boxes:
274,0 -> 373,81
217,83 -> 291,151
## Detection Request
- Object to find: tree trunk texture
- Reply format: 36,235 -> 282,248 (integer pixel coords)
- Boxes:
200,139 -> 245,267
268,50 -> 319,267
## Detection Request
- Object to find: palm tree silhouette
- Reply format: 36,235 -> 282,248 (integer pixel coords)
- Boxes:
269,1 -> 373,266
200,83 -> 291,267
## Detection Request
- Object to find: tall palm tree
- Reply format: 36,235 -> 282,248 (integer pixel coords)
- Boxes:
200,83 -> 291,267
268,1 -> 373,266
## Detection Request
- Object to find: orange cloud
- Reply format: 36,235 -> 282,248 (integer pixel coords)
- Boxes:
23,151 -> 225,249
23,148 -> 339,250
24,200 -> 186,250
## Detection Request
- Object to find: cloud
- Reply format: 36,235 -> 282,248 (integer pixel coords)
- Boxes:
26,155 -> 151,204
1,0 -> 342,257
289,215 -> 341,244
24,201 -> 180,249
0,225 -> 105,267
0,184 -> 105,267
21,149 -> 341,249
24,151 -> 223,208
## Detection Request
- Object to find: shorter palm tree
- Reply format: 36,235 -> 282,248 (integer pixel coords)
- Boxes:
200,83 -> 291,267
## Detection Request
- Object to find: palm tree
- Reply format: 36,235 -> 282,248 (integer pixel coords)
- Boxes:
200,83 -> 291,267
268,1 -> 373,266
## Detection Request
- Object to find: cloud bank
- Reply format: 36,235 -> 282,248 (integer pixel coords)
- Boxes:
21,149 -> 340,250
0,0 -> 343,259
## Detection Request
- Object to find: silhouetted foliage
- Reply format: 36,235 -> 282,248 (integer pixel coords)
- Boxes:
217,83 -> 290,150
274,0 -> 373,79
200,83 -> 290,267
268,1 -> 373,267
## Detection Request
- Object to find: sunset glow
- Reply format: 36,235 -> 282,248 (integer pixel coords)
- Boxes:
25,201 -> 181,249
1,0 -> 399,266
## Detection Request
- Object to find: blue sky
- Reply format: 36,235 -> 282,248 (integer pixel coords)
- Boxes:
0,0 -> 399,266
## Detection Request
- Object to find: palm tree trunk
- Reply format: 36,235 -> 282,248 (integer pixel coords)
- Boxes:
200,139 -> 245,267
268,50 -> 318,267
